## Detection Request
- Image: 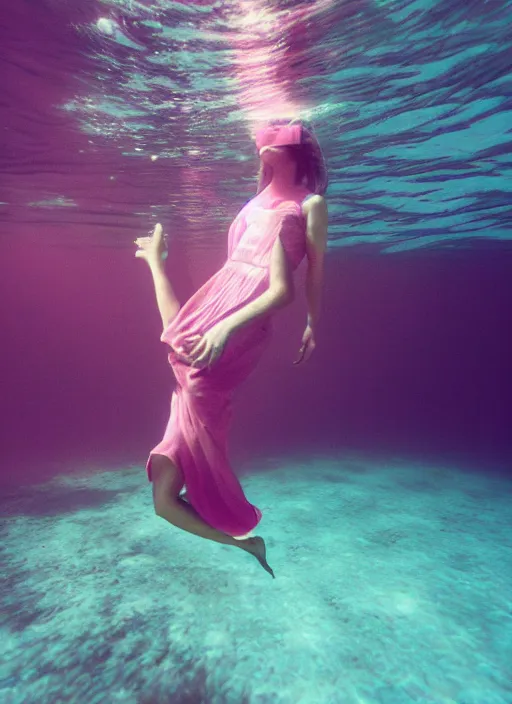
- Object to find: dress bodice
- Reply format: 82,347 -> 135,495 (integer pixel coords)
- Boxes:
227,195 -> 310,272
161,192 -> 313,360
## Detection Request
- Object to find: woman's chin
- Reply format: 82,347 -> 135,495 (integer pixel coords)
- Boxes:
259,149 -> 283,166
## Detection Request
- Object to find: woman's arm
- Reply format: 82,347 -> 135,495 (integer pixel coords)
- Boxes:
227,236 -> 294,333
304,195 -> 328,330
294,195 -> 328,364
227,196 -> 329,335
226,197 -> 329,335
187,235 -> 294,368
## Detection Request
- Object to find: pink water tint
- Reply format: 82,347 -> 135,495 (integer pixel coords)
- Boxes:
1,0 -> 511,497
2,232 -> 510,489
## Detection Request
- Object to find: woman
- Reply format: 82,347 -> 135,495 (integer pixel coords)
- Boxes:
135,119 -> 328,577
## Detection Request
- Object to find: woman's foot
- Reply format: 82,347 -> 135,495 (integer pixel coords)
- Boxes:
135,223 -> 167,264
241,536 -> 275,578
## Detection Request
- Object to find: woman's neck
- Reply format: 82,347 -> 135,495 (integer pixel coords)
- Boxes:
269,160 -> 297,191
260,181 -> 307,204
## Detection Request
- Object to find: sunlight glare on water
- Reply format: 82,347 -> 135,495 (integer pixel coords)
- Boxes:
1,0 -> 511,253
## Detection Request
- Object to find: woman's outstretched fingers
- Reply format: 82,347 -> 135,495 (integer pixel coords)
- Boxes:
189,337 -> 206,357
192,342 -> 213,368
293,343 -> 307,365
184,334 -> 202,347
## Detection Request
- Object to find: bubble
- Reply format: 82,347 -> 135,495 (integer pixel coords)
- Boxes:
96,17 -> 115,36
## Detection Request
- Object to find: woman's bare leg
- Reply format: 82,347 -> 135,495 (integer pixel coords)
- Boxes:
135,224 -> 181,328
150,454 -> 274,577
152,454 -> 242,546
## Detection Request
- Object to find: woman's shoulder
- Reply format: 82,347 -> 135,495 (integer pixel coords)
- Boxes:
302,192 -> 326,208
301,193 -> 327,218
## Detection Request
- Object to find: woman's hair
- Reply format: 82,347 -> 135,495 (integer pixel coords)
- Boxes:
256,118 -> 328,196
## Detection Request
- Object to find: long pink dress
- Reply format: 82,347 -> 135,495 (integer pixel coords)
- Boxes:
147,190 -> 311,537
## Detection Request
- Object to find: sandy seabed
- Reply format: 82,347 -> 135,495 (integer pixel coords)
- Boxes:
1,455 -> 511,704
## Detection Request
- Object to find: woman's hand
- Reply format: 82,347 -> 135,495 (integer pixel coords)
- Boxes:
186,320 -> 233,369
135,223 -> 168,265
293,324 -> 316,365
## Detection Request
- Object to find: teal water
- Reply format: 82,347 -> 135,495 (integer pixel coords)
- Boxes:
2,455 -> 511,703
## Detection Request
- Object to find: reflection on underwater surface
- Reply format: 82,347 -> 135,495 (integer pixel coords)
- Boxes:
1,0 -> 512,252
